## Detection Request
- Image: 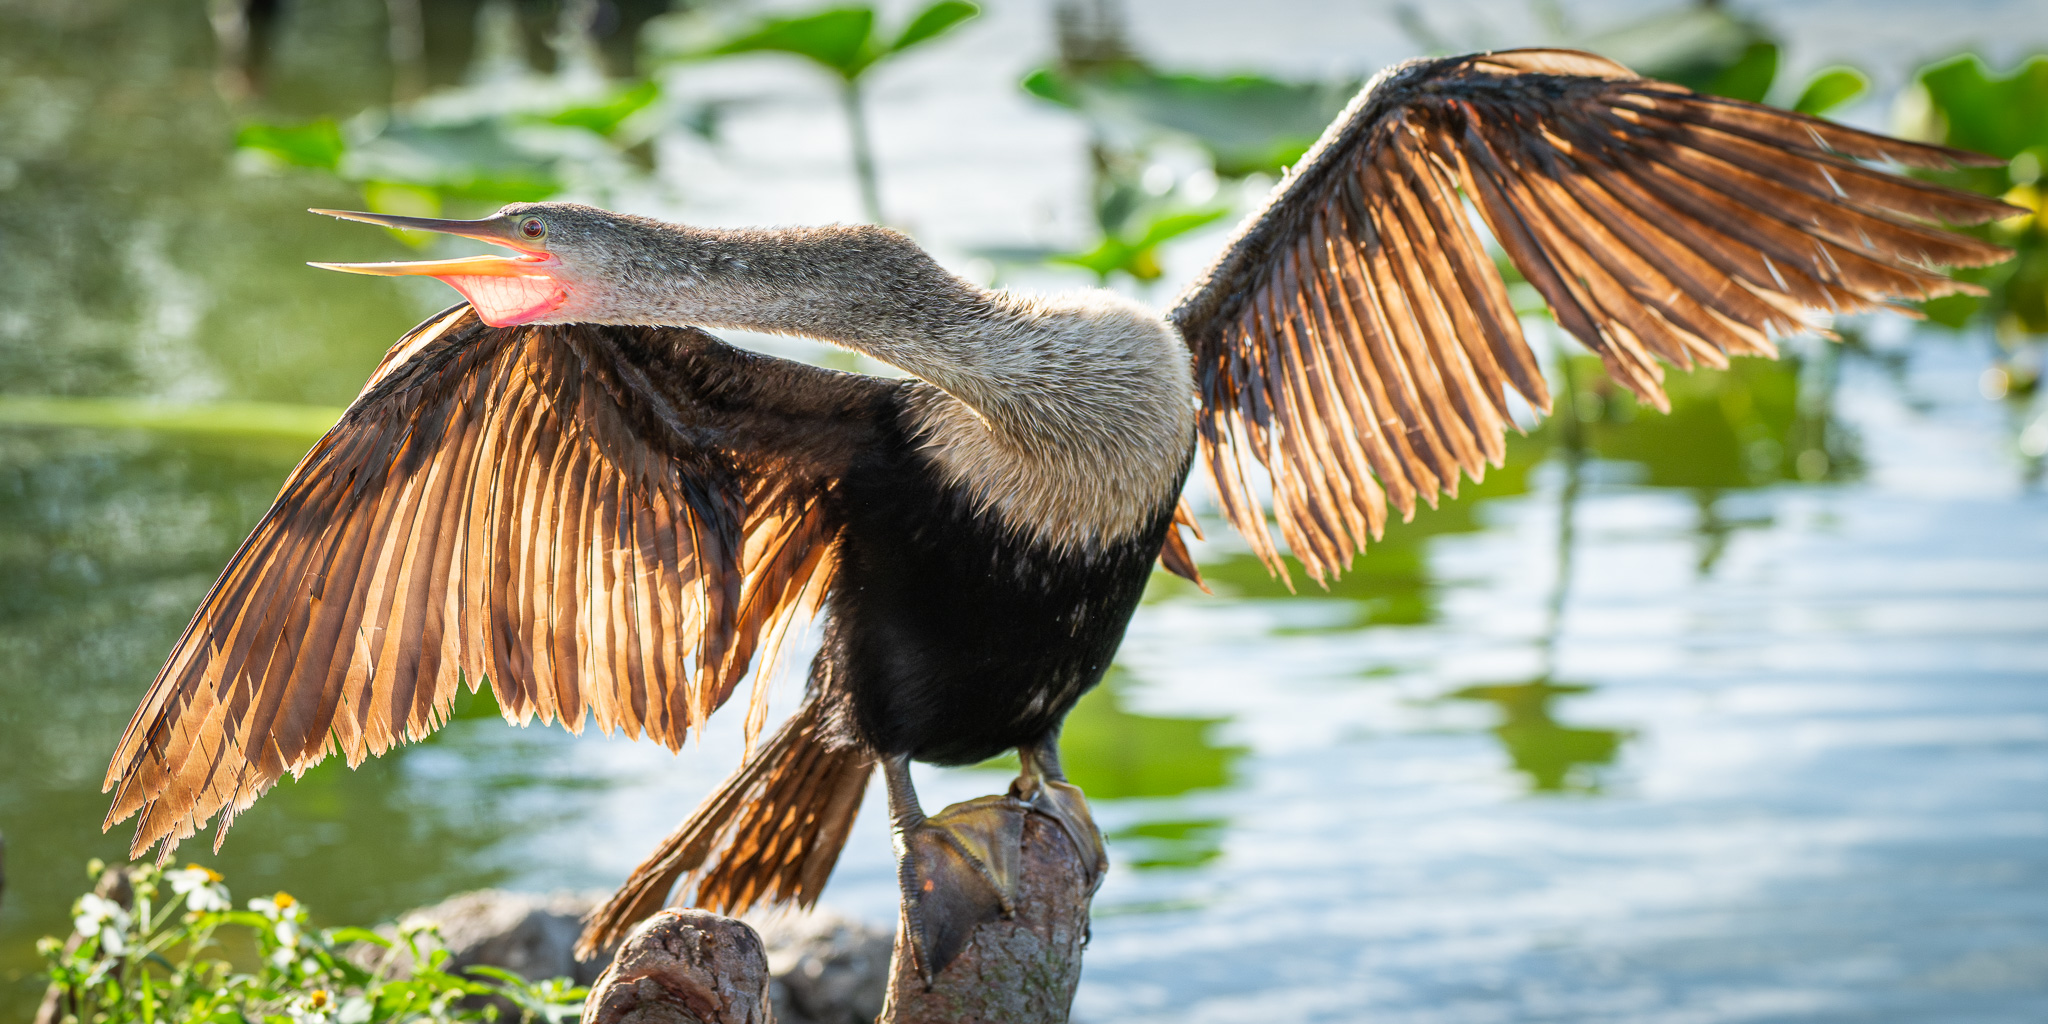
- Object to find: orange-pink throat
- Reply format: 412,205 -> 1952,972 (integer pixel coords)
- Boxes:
309,252 -> 568,327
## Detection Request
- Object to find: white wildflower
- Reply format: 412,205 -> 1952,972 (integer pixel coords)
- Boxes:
286,987 -> 334,1024
336,995 -> 373,1024
166,863 -> 231,912
73,892 -> 127,933
187,885 -> 232,912
250,890 -> 301,921
73,892 -> 131,953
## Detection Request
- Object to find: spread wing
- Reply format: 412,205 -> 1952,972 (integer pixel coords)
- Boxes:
105,306 -> 896,858
1171,48 -> 2019,583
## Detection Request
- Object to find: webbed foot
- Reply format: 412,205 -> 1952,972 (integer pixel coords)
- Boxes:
895,791 -> 1024,979
881,737 -> 1107,986
884,758 -> 1027,983
1011,740 -> 1106,890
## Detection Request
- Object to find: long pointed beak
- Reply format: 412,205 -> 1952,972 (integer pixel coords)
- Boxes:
309,208 -> 539,250
307,254 -> 548,278
308,208 -> 569,326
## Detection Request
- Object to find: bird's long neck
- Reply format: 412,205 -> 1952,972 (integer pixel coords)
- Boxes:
602,225 -> 996,399
604,224 -> 1180,435
599,222 -> 1197,548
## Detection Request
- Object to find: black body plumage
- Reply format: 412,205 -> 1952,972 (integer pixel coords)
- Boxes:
829,397 -> 1189,765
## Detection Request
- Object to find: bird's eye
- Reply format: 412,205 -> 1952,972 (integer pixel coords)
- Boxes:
518,217 -> 546,240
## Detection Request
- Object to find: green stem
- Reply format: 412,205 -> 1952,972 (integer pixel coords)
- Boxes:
840,77 -> 885,224
1543,333 -> 1587,683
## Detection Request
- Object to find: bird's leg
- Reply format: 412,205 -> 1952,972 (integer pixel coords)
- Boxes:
883,755 -> 1023,984
1012,732 -> 1107,888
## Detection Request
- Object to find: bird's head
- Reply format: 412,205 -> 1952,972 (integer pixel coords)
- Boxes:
309,202 -> 642,328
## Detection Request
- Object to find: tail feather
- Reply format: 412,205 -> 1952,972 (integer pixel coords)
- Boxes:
577,693 -> 873,959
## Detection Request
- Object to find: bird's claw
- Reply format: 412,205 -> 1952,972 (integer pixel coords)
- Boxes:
896,794 -> 1026,983
1009,772 -> 1106,890
887,747 -> 1109,985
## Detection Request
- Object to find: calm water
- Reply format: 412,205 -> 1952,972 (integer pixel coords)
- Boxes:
4,2 -> 2046,1021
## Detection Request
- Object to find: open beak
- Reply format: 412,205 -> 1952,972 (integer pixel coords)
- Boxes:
307,209 -> 570,327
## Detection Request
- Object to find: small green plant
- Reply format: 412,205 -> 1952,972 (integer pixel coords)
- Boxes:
1048,206 -> 1228,283
1899,54 -> 2048,344
38,860 -> 583,1023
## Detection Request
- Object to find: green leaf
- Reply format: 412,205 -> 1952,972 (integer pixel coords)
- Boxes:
1050,206 -> 1228,282
545,79 -> 661,136
1904,55 -> 2048,338
706,7 -> 878,79
460,964 -> 531,987
1024,66 -> 1350,177
346,121 -> 562,202
1049,239 -> 1138,279
325,927 -> 392,948
1921,291 -> 1983,329
1917,54 -> 2048,160
236,118 -> 345,171
1699,40 -> 1778,103
891,1 -> 978,53
1792,66 -> 1868,116
1136,206 -> 1229,248
1020,67 -> 1076,106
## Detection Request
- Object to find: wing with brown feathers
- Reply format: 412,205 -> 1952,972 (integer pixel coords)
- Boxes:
104,307 -> 894,859
1171,48 -> 2020,583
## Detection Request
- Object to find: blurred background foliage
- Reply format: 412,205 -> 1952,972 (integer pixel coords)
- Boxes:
642,0 -> 979,221
182,0 -> 2048,360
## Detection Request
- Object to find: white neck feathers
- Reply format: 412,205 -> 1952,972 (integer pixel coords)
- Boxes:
903,290 -> 1196,552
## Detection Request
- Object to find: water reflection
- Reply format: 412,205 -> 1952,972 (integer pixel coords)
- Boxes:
0,428 -> 534,1002
969,669 -> 1246,872
1441,680 -> 1627,793
1574,352 -> 1861,489
1065,670 -> 1243,871
1435,356 -> 1626,796
1192,433 -> 1551,631
1058,670 -> 1240,800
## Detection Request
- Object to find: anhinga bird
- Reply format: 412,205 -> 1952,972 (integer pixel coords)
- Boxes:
104,50 -> 2016,974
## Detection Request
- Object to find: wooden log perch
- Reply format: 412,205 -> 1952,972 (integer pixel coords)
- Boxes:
584,794 -> 1097,1024
879,804 -> 1095,1024
582,909 -> 776,1024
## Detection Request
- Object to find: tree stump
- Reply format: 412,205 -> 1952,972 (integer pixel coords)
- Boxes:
878,806 -> 1095,1024
582,909 -> 776,1024
584,794 -> 1098,1024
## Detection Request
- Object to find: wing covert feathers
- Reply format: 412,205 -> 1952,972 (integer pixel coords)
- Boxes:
1157,498 -> 1207,589
1170,47 -> 2020,584
104,311 -> 861,859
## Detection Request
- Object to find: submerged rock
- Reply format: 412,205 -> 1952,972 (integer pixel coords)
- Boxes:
752,907 -> 892,1024
393,889 -> 614,987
